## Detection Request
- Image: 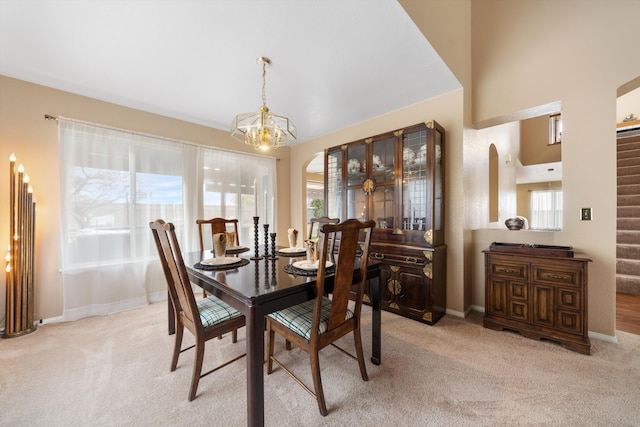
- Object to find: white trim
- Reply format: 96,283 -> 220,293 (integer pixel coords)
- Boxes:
62,296 -> 149,322
588,330 -> 618,343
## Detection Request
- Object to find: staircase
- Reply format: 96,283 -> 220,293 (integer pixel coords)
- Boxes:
617,127 -> 640,295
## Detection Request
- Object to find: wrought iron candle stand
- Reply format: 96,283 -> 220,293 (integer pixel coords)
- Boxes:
263,224 -> 269,257
269,232 -> 278,259
251,216 -> 263,260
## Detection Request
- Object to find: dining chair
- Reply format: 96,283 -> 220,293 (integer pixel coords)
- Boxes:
149,219 -> 246,402
196,218 -> 241,299
266,218 -> 376,416
196,218 -> 240,251
307,216 -> 340,240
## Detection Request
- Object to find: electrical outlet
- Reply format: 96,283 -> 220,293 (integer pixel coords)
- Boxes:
580,208 -> 592,221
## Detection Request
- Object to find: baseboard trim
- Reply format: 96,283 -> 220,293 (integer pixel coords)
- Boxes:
588,330 -> 618,343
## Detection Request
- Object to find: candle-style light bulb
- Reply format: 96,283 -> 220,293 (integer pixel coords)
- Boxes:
5,252 -> 10,262
9,153 -> 16,162
5,265 -> 10,273
28,185 -> 33,193
18,163 -> 24,173
24,174 -> 30,184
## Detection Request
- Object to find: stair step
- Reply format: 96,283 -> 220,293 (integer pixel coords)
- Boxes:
617,258 -> 640,275
618,157 -> 640,168
617,165 -> 640,176
617,184 -> 640,196
618,141 -> 640,153
617,230 -> 640,244
617,243 -> 640,259
618,147 -> 640,159
616,274 -> 640,294
618,174 -> 640,185
618,195 -> 640,207
617,217 -> 640,230
618,206 -> 640,217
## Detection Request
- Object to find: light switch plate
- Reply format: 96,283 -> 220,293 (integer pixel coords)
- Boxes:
580,207 -> 592,221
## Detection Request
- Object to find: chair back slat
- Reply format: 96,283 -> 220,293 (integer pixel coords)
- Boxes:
196,218 -> 240,251
314,219 -> 375,334
150,219 -> 200,330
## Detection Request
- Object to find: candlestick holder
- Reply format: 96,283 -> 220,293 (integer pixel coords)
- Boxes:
269,232 -> 278,259
263,224 -> 269,257
251,216 -> 263,260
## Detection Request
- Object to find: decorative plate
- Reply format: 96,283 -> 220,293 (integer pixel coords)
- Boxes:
200,257 -> 244,266
292,260 -> 334,271
278,247 -> 306,254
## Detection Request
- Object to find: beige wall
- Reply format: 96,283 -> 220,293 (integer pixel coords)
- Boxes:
0,75 -> 291,320
520,115 -> 562,166
469,0 -> 640,336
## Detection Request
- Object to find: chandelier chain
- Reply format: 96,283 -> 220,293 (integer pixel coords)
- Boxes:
261,61 -> 267,108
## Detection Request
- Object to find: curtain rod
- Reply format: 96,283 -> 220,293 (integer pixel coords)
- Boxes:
43,114 -> 280,161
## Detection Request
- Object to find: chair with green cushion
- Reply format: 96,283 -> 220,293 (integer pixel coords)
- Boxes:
149,219 -> 246,401
266,218 -> 376,416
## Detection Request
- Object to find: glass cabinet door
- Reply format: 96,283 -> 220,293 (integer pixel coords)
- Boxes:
434,127 -> 443,232
370,137 -> 395,183
326,149 -> 342,220
370,136 -> 395,228
346,144 -> 366,186
402,128 -> 429,231
347,188 -> 366,221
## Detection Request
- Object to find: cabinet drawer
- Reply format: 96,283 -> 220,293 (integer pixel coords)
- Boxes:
370,249 -> 428,267
532,264 -> 582,288
488,260 -> 528,280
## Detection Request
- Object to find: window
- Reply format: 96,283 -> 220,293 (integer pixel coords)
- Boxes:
530,189 -> 562,230
58,119 -> 275,320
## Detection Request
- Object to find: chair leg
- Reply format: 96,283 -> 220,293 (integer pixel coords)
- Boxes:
310,350 -> 328,416
171,323 -> 184,372
232,328 -> 238,343
189,337 -> 205,401
353,326 -> 369,381
266,320 -> 275,374
285,339 -> 292,351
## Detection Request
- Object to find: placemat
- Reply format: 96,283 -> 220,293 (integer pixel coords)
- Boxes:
194,258 -> 250,271
283,262 -> 335,277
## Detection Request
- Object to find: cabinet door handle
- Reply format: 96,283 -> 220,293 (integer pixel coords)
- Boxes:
373,253 -> 385,260
550,274 -> 565,280
405,257 -> 419,264
503,269 -> 516,273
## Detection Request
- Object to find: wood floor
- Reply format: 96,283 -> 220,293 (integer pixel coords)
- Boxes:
617,292 -> 640,335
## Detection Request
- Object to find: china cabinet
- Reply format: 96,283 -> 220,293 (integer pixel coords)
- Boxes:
324,121 -> 446,324
483,242 -> 591,354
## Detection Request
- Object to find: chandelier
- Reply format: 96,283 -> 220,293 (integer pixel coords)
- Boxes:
231,57 -> 297,150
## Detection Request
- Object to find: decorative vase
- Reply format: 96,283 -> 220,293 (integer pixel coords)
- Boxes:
505,217 -> 525,230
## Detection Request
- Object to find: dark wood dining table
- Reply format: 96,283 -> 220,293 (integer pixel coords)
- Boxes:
174,249 -> 381,427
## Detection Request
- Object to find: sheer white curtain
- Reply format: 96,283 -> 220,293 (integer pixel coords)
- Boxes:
58,118 -> 275,321
530,189 -> 563,230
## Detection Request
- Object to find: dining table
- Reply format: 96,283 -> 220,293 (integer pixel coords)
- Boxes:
172,247 -> 381,427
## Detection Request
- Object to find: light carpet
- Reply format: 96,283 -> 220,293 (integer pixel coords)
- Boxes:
1,302 -> 639,426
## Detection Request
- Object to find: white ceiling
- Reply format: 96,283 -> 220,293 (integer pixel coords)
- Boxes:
0,0 -> 460,146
